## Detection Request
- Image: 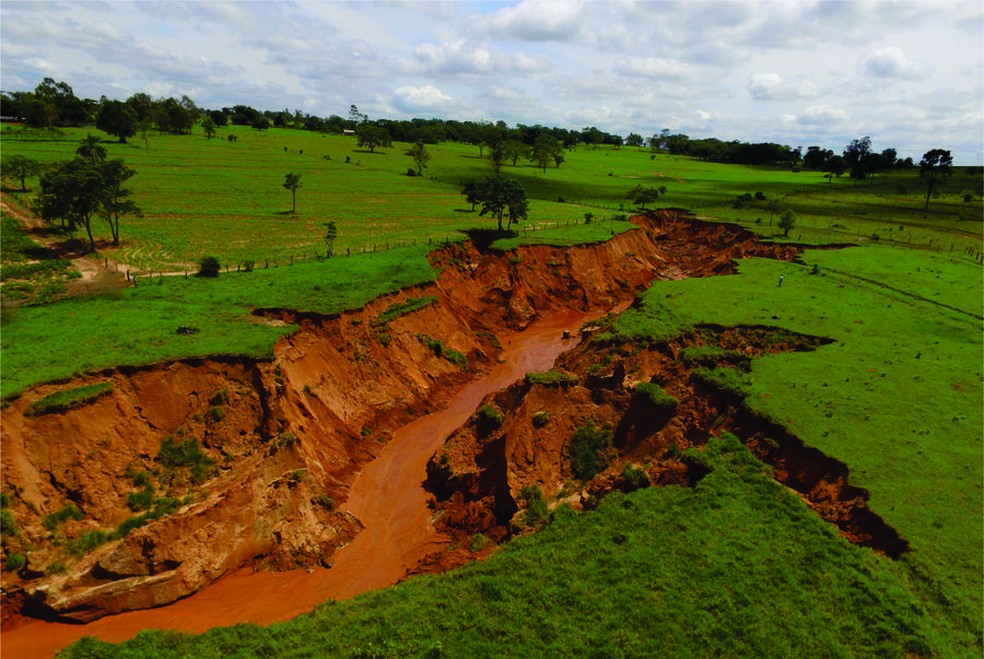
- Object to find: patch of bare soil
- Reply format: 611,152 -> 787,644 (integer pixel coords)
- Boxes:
3,211 -> 870,651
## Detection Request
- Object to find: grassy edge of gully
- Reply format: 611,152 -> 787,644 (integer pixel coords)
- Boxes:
0,125 -> 981,655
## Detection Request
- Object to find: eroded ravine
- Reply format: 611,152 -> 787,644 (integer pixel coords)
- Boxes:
2,211 -> 887,655
0,310 -> 601,658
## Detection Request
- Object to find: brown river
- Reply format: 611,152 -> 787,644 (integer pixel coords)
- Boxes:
2,309 -> 596,658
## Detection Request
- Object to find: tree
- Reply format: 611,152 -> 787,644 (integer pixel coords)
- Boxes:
625,133 -> 644,148
919,149 -> 953,210
470,175 -> 528,231
99,159 -> 140,246
76,134 -> 107,161
95,100 -> 137,143
822,155 -> 847,183
802,146 -> 833,171
405,141 -> 430,175
487,140 -> 506,173
625,184 -> 666,210
460,179 -> 482,211
201,115 -> 217,140
356,123 -> 392,153
323,221 -> 338,257
504,139 -> 528,167
3,155 -> 40,191
36,156 -> 104,251
531,134 -> 562,173
778,210 -> 796,237
283,173 -> 302,213
843,136 -> 873,183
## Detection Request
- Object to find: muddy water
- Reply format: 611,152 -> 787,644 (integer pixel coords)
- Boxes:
2,309 -> 597,658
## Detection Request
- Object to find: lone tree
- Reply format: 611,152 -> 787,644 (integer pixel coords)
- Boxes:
919,149 -> 953,210
405,140 -> 430,175
201,115 -> 217,140
531,134 -> 563,173
822,155 -> 848,183
778,209 -> 796,237
3,155 -> 40,191
283,172 -> 302,213
625,184 -> 667,210
95,100 -> 137,143
323,221 -> 338,257
460,179 -> 483,211
466,175 -> 528,231
355,122 -> 392,153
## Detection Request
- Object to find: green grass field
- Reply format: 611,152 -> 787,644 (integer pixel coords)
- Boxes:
1,122 -> 982,655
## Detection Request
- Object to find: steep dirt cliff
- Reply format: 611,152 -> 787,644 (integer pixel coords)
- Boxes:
0,212 -> 808,624
424,324 -> 909,560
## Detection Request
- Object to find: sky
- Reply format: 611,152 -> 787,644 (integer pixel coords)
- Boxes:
2,0 -> 982,163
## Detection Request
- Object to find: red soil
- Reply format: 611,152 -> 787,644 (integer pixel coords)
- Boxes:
2,212 -> 873,656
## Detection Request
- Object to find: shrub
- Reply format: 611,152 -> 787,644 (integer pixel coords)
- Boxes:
42,504 -> 84,531
1,508 -> 17,537
197,255 -> 221,278
622,464 -> 650,492
532,410 -> 551,428
569,422 -> 612,481
126,486 -> 154,512
158,437 -> 216,484
5,553 -> 26,572
67,530 -> 109,557
312,494 -> 336,511
515,485 -> 549,528
208,405 -> 226,422
469,533 -> 493,552
478,404 -> 504,428
526,370 -> 577,387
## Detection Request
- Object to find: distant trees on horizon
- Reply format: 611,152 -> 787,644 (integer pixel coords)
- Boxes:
1,77 -> 955,174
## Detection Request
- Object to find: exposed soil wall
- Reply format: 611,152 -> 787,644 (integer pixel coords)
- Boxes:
0,211 -> 824,626
425,324 -> 909,560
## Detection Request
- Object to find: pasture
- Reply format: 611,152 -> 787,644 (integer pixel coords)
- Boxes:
1,121 -> 982,655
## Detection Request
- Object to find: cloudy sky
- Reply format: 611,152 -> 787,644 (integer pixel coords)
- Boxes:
2,0 -> 982,163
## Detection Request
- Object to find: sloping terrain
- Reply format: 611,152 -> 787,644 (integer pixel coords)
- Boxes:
1,212 -> 807,628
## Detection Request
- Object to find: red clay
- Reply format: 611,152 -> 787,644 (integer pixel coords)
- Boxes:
1,309 -> 600,658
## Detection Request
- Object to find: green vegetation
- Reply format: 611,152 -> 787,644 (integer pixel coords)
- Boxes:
418,334 -> 468,369
569,422 -> 612,481
158,436 -> 216,485
612,248 -> 982,647
24,381 -> 113,416
63,436 -> 954,657
41,504 -> 84,531
477,404 -> 504,429
633,381 -> 677,407
525,370 -> 578,386
372,295 -> 437,327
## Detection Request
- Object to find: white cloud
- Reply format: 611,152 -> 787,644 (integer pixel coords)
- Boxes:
478,0 -> 586,42
393,84 -> 453,109
796,106 -> 850,126
860,47 -> 930,81
616,57 -> 699,82
748,73 -> 818,101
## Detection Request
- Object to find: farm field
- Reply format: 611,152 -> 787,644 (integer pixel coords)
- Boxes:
1,123 -> 982,656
